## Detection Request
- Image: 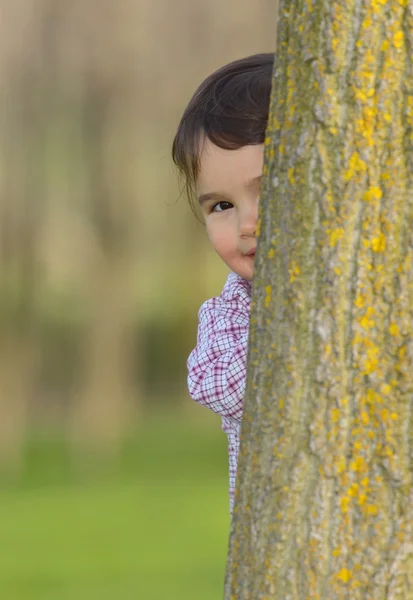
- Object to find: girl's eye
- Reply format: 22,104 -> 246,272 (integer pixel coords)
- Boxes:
211,201 -> 233,213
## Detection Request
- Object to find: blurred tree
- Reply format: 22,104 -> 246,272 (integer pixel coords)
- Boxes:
70,42 -> 140,458
0,0 -> 57,469
225,0 -> 413,597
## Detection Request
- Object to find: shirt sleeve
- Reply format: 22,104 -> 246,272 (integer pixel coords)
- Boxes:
187,298 -> 249,422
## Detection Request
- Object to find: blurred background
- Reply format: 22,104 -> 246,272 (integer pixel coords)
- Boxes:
0,1 -> 277,598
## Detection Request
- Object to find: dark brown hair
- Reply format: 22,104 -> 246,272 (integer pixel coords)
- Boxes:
172,53 -> 274,212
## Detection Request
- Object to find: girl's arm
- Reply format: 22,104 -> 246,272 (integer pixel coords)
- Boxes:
187,298 -> 249,422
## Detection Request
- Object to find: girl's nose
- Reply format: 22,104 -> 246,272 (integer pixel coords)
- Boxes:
239,201 -> 258,237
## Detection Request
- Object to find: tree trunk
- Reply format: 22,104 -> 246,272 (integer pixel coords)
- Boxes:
70,67 -> 138,459
71,255 -> 135,457
0,0 -> 53,468
225,0 -> 413,597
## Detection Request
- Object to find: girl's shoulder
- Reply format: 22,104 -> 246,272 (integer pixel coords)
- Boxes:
221,271 -> 252,303
198,272 -> 252,322
198,272 -> 251,327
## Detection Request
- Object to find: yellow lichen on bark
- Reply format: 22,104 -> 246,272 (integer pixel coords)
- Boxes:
225,0 -> 413,598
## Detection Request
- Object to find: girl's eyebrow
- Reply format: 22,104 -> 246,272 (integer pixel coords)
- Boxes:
198,175 -> 262,206
198,191 -> 230,206
247,174 -> 262,188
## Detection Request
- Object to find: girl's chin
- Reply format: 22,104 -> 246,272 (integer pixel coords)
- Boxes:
237,266 -> 254,281
225,256 -> 254,280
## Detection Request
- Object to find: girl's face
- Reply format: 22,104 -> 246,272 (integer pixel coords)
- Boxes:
196,139 -> 264,281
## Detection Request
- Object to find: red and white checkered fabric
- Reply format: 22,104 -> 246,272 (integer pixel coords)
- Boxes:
187,272 -> 252,513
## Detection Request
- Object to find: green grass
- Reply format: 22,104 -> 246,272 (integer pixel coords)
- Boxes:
0,418 -> 230,600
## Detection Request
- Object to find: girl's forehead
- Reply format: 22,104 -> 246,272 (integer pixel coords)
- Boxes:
197,140 -> 264,193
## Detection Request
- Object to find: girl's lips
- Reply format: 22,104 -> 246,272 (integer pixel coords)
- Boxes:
246,248 -> 256,256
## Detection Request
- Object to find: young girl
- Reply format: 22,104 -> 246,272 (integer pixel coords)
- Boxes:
172,53 -> 274,514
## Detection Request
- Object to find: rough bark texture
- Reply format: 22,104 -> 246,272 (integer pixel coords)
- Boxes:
225,0 -> 413,597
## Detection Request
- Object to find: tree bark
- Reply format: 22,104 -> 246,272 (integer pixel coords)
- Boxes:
225,0 -> 413,597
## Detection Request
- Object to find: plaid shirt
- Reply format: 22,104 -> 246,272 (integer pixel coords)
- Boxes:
187,272 -> 252,513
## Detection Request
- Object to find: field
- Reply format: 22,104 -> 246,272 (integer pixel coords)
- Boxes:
0,419 -> 230,600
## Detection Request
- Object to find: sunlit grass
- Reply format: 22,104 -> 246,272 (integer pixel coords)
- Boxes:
0,416 -> 230,600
